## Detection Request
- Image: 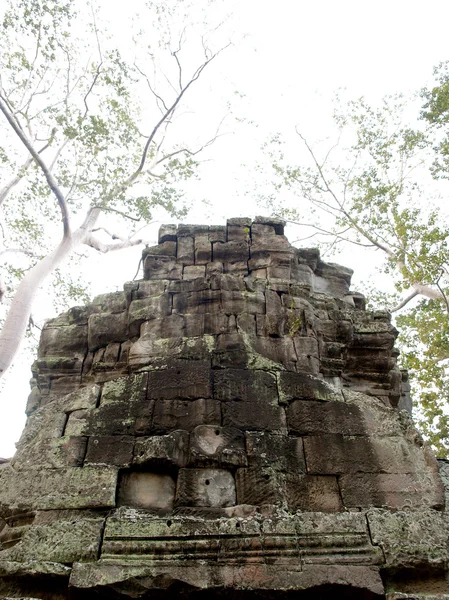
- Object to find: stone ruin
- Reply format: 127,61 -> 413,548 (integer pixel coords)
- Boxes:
0,216 -> 448,599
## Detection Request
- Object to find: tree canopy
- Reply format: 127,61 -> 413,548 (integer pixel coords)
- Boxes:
261,63 -> 449,455
0,0 -> 229,377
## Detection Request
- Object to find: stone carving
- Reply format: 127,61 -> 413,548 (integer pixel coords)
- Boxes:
0,216 -> 448,599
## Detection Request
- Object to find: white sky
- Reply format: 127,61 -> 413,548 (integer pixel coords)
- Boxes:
1,0 -> 449,456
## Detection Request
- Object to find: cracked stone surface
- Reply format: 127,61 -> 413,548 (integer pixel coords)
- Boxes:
0,216 -> 448,599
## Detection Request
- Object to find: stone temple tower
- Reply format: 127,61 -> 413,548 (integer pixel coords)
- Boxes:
0,217 -> 448,599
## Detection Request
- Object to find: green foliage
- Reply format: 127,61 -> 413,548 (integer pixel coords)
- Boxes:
396,299 -> 449,456
0,0 -> 225,325
261,67 -> 449,456
286,312 -> 302,337
421,61 -> 449,178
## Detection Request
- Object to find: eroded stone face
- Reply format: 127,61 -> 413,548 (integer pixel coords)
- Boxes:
0,217 -> 447,599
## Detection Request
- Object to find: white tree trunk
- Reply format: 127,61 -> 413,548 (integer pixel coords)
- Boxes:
0,236 -> 74,376
0,210 -> 102,377
0,206 -> 145,377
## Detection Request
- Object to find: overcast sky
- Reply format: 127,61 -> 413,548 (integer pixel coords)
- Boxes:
1,0 -> 449,456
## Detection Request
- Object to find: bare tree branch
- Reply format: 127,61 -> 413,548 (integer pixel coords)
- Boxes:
134,62 -> 169,113
390,290 -> 419,312
84,233 -> 143,253
119,43 -> 230,192
0,94 -> 71,237
284,219 -> 377,248
297,129 -> 398,261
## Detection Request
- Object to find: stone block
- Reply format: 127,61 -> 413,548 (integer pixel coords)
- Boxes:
235,468 -> 286,506
88,312 -> 128,350
158,223 -> 177,243
134,279 -> 168,299
227,217 -> 252,227
286,400 -> 367,436
0,466 -> 117,516
133,431 -> 189,467
128,295 -> 171,337
49,374 -> 83,397
248,249 -> 271,272
204,313 -> 228,335
222,400 -> 286,432
293,340 -> 320,374
345,348 -> 396,374
213,369 -> 277,402
277,371 -> 343,403
194,234 -> 212,264
1,516 -> 104,563
84,435 -> 134,466
252,222 -> 276,237
220,290 -> 266,315
39,324 -> 87,358
265,289 -> 285,337
367,509 -> 449,567
304,434 -> 375,475
143,241 -> 177,257
215,332 -> 246,353
92,291 -> 127,313
64,409 -> 92,436
101,342 -> 120,365
25,384 -> 41,415
87,403 -> 135,436
178,224 -> 210,236
213,240 -> 249,263
176,468 -> 236,507
143,255 -> 182,280
236,313 -> 256,334
118,472 -> 176,511
177,234 -> 194,265
69,563 -> 384,597
252,336 -> 298,371
173,290 -> 221,314
147,360 -> 211,399
223,260 -> 249,275
183,265 -> 206,280
12,436 -> 88,470
151,398 -> 221,433
138,313 -> 185,340
227,224 -> 250,242
206,261 -> 224,276
268,258 -> 293,280
169,278 -> 210,293
101,373 -> 148,405
213,274 -> 246,291
189,425 -> 246,467
290,263 -> 314,286
245,432 -> 305,472
208,226 -> 226,243
45,304 -> 95,327
16,401 -> 68,449
286,474 -> 343,512
128,336 -> 185,369
184,313 -> 205,337
342,389 -> 403,436
250,267 -> 268,279
304,434 -> 439,477
340,472 -> 444,510
218,517 -> 263,562
254,216 -> 285,233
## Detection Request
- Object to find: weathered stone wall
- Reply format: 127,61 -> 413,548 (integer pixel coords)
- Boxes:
0,217 -> 447,599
